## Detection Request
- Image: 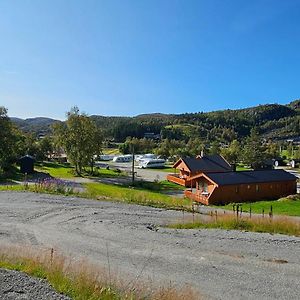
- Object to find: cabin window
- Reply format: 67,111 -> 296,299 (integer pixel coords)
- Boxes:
247,185 -> 251,189
199,181 -> 208,192
203,182 -> 208,192
270,185 -> 273,189
235,186 -> 239,193
256,185 -> 259,192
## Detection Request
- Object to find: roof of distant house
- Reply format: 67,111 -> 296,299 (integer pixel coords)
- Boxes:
191,169 -> 296,186
174,154 -> 232,173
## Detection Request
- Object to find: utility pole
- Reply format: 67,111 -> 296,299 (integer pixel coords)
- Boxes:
132,145 -> 135,185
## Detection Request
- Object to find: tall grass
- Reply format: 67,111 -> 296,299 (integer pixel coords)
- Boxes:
84,182 -> 192,211
0,246 -> 198,300
217,197 -> 300,217
168,214 -> 300,236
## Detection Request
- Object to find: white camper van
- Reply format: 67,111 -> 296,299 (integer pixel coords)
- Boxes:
112,155 -> 133,163
138,158 -> 165,169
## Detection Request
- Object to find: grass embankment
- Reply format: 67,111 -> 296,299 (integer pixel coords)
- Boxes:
217,197 -> 300,217
84,182 -> 191,210
0,246 -> 197,300
168,214 -> 300,237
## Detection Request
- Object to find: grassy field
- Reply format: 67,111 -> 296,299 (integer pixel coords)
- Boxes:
35,162 -> 75,178
84,182 -> 192,210
158,166 -> 177,173
35,161 -> 126,179
0,246 -> 197,300
168,214 -> 300,236
102,148 -> 120,155
131,180 -> 185,191
216,197 -> 300,217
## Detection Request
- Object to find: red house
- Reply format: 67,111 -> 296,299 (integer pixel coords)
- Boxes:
167,154 -> 232,187
184,169 -> 297,205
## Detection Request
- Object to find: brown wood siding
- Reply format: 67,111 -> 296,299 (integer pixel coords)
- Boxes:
208,180 -> 297,205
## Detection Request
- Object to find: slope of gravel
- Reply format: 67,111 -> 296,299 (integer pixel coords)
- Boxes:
0,268 -> 70,300
0,191 -> 299,300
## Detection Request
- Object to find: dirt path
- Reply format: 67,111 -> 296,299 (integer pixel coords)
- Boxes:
0,191 -> 299,300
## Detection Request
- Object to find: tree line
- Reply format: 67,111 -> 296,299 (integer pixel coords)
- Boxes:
0,106 -> 103,177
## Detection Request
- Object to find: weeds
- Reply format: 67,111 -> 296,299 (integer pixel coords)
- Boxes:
32,178 -> 75,195
217,197 -> 300,217
168,214 -> 300,236
0,246 -> 199,300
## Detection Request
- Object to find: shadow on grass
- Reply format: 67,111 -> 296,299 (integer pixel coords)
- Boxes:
36,161 -> 72,169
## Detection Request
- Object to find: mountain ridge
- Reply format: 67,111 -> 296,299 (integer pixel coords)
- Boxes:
9,99 -> 300,141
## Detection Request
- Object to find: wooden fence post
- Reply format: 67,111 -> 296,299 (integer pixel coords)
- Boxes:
269,205 -> 273,219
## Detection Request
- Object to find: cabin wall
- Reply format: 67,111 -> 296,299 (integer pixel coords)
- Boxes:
208,180 -> 297,205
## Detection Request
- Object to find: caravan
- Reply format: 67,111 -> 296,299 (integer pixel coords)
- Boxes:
138,158 -> 165,169
113,155 -> 133,163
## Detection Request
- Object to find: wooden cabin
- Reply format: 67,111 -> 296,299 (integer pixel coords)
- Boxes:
19,155 -> 35,174
184,170 -> 297,205
167,154 -> 232,187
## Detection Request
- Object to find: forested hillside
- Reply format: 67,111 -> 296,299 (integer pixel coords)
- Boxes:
10,99 -> 300,142
10,117 -> 61,135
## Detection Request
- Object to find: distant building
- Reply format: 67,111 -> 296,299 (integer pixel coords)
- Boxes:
143,132 -> 161,140
19,155 -> 35,174
286,137 -> 300,145
185,170 -> 297,205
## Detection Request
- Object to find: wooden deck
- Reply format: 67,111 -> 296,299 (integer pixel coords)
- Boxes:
184,190 -> 209,205
167,174 -> 193,187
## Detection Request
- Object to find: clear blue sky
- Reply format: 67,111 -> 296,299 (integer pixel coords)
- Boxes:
1,0 -> 300,119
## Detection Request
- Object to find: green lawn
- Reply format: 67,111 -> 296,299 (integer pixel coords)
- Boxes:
158,166 -> 177,173
35,161 -> 126,179
35,162 -> 75,178
168,214 -> 300,236
216,197 -> 300,217
84,182 -> 192,210
236,164 -> 252,171
130,180 -> 185,192
0,185 -> 24,191
101,148 -> 120,155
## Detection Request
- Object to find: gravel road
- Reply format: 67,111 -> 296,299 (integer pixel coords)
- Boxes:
0,191 -> 299,300
0,268 -> 70,300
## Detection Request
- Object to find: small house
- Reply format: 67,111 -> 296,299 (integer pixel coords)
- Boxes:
185,169 -> 297,205
19,155 -> 35,174
167,154 -> 232,187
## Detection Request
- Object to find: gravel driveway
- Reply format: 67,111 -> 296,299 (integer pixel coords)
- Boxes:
0,191 -> 299,300
0,268 -> 70,300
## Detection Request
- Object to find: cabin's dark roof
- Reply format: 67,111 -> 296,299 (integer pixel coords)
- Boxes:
20,155 -> 35,161
181,155 -> 232,173
203,170 -> 297,186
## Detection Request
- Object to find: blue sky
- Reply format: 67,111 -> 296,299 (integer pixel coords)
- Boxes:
1,0 -> 300,119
